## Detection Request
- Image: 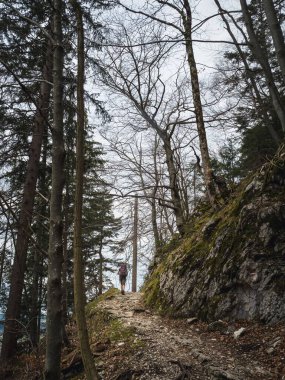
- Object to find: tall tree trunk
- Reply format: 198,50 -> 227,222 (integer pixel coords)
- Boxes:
1,38 -> 53,362
98,235 -> 104,296
138,108 -> 186,236
44,0 -> 65,378
193,166 -> 197,208
214,0 -> 280,145
37,266 -> 44,341
138,137 -> 160,250
62,143 -> 73,334
262,0 -> 285,82
62,195 -> 70,347
151,200 -> 160,250
0,213 -> 10,290
29,247 -> 40,348
30,134 -> 48,347
240,0 -> 285,132
162,205 -> 174,237
182,0 -> 219,206
163,137 -> 185,235
71,2 -> 100,379
132,195 -> 138,293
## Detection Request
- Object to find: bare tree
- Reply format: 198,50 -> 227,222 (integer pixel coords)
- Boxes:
119,0 -> 222,206
99,25 -> 196,235
103,129 -> 177,257
182,0 -> 221,205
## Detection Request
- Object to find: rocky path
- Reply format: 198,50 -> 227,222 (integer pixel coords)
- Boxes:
95,292 -> 284,380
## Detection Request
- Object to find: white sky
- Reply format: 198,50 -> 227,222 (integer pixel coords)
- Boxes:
89,0 -> 243,290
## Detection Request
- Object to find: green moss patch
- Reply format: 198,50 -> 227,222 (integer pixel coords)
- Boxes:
85,288 -> 120,317
86,289 -> 144,352
143,145 -> 285,319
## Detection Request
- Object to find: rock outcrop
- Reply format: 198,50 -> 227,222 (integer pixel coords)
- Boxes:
144,144 -> 285,323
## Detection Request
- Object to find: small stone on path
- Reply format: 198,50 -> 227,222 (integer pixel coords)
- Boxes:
233,327 -> 246,339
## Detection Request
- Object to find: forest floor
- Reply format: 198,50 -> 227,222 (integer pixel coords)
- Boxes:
5,291 -> 285,380
69,291 -> 285,380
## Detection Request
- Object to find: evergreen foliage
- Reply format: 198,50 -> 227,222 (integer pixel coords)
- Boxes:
0,0 -> 284,374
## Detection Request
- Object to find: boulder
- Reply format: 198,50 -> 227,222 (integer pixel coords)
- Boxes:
144,146 -> 285,323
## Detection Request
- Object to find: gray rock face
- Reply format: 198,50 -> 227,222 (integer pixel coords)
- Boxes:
147,151 -> 285,323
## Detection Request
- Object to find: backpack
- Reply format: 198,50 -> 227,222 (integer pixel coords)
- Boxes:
119,263 -> 127,276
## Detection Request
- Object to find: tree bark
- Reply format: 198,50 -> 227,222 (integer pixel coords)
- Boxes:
1,37 -> 52,361
132,195 -> 138,293
71,2 -> 100,379
44,0 -> 65,378
98,235 -> 104,296
262,0 -> 285,83
240,0 -> 285,132
138,137 -> 160,250
0,213 -> 10,290
62,195 -> 70,347
29,134 -> 48,347
182,0 -> 219,206
162,205 -> 174,237
163,137 -> 185,235
138,108 -> 186,236
151,142 -> 161,251
29,247 -> 41,348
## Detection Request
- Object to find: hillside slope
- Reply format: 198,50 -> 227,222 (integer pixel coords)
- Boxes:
144,144 -> 285,323
5,290 -> 285,379
83,291 -> 282,379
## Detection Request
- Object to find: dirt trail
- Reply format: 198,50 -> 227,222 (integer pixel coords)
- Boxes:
95,292 -> 284,380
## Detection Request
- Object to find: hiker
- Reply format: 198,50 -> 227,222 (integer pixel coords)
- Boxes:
118,262 -> 128,295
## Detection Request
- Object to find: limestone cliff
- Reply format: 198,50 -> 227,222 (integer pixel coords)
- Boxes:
144,144 -> 285,323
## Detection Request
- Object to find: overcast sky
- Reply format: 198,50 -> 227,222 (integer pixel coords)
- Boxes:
90,0 -> 243,290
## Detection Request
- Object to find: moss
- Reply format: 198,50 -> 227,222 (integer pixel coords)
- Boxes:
143,146 -> 285,319
105,319 -> 138,345
86,296 -> 144,352
143,265 -> 163,308
156,233 -> 181,257
85,288 -> 120,317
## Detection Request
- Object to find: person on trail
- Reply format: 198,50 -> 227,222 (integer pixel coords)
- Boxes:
118,262 -> 128,295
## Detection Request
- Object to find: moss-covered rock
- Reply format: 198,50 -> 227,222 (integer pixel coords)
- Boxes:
86,288 -> 144,352
85,288 -> 120,317
144,144 -> 285,323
